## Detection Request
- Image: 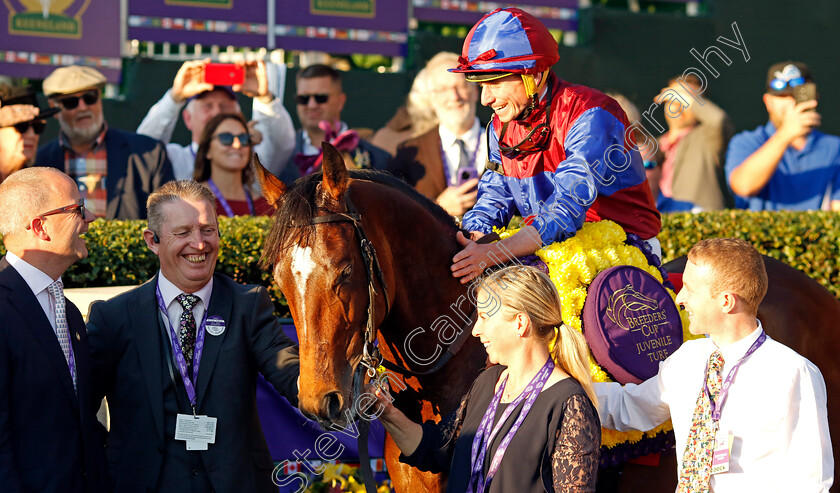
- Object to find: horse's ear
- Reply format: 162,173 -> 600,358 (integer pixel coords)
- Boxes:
253,153 -> 286,209
320,142 -> 349,201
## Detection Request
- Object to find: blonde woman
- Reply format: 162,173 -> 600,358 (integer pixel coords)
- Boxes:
374,265 -> 600,492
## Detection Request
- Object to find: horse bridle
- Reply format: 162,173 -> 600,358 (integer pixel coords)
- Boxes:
309,192 -> 390,380
302,186 -> 481,493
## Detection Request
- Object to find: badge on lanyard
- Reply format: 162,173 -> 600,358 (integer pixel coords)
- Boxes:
711,430 -> 734,474
175,413 -> 218,450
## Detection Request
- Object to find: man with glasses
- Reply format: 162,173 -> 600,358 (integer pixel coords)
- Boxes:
0,84 -> 58,183
390,52 -> 487,216
35,65 -> 174,220
280,63 -> 390,182
0,167 -> 106,493
726,61 -> 840,211
137,59 -> 295,181
449,8 -> 660,283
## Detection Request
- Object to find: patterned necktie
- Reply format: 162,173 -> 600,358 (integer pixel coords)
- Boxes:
176,293 -> 200,376
46,279 -> 76,391
455,138 -> 470,171
678,350 -> 724,492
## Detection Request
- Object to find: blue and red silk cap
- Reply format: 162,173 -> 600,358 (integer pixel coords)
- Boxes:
450,8 -> 559,81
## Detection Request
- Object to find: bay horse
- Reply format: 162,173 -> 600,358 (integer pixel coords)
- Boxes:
257,144 -> 840,492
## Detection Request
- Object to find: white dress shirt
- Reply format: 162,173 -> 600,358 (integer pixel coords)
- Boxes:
6,251 -> 60,331
596,322 -> 833,492
438,117 -> 487,186
156,271 -> 213,340
137,89 -> 295,181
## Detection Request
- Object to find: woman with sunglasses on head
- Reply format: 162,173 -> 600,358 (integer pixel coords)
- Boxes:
0,84 -> 59,183
449,8 -> 661,284
194,113 -> 272,216
373,266 -> 601,492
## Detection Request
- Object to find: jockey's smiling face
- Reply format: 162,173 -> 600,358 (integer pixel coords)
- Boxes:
479,74 -> 531,123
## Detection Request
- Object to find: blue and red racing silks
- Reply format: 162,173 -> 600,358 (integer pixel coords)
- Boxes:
462,72 -> 661,245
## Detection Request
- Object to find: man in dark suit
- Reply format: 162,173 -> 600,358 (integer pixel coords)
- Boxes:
87,180 -> 300,493
0,167 -> 106,493
390,52 -> 486,216
35,65 -> 174,220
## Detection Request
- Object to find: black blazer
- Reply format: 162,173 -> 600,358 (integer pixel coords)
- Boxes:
87,273 -> 300,493
0,257 -> 107,493
35,127 -> 174,220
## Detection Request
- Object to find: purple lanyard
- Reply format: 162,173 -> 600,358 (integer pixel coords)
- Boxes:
708,330 -> 766,422
467,357 -> 554,493
66,323 -> 77,390
207,179 -> 255,217
440,135 -> 481,186
155,283 -> 208,410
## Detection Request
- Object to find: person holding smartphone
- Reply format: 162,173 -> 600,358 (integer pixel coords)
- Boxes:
138,59 -> 295,182
390,52 -> 487,217
726,61 -> 840,211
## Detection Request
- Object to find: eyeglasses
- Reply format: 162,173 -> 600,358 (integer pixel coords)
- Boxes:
12,120 -> 47,135
26,199 -> 86,229
56,90 -> 100,110
769,77 -> 806,92
295,93 -> 329,105
213,132 -> 252,146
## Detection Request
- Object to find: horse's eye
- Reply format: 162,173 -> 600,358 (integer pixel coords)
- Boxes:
338,264 -> 353,283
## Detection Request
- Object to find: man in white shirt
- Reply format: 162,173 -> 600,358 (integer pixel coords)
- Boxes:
86,180 -> 299,493
391,51 -> 487,216
0,167 -> 106,492
137,59 -> 295,181
596,237 -> 833,492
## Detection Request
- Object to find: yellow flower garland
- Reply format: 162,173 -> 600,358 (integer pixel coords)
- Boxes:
498,220 -> 698,448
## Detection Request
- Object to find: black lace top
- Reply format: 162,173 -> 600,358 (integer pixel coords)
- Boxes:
401,365 -> 600,492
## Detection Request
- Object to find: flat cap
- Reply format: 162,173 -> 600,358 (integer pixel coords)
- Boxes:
43,65 -> 106,98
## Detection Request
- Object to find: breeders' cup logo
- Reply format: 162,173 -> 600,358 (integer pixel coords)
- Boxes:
5,0 -> 90,38
606,284 -> 660,331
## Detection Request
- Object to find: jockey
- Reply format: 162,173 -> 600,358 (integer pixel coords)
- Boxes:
451,7 -> 661,283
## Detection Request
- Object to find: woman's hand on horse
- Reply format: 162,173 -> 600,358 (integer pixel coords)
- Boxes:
452,231 -> 494,284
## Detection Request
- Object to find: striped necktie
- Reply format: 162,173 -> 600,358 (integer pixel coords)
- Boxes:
46,279 -> 76,391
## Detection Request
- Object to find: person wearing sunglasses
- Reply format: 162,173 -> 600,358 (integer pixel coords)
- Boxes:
284,64 -> 391,182
194,113 -> 272,216
449,8 -> 660,283
0,84 -> 59,183
726,61 -> 840,212
137,59 -> 295,182
35,65 -> 174,220
0,167 -> 107,493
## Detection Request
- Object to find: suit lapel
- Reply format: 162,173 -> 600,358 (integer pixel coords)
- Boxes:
0,258 -> 78,410
194,275 -> 232,411
129,277 -> 165,440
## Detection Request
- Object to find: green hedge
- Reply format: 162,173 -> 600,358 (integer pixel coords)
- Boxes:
1,211 -> 837,317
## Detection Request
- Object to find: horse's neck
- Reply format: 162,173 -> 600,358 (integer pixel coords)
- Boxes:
363,190 -> 485,414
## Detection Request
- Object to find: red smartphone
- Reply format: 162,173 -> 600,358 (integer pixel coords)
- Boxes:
204,63 -> 244,86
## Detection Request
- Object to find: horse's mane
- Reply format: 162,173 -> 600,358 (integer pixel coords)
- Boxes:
260,169 -> 459,268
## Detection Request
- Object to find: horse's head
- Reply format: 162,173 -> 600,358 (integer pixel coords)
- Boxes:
257,144 -> 389,428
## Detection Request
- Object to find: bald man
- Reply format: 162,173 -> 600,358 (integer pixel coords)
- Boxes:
0,168 -> 105,493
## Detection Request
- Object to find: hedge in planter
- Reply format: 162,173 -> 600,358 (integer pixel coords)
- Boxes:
2,211 -> 837,317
